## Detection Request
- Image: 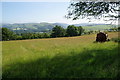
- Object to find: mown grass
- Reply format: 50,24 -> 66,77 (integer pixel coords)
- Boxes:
2,32 -> 119,78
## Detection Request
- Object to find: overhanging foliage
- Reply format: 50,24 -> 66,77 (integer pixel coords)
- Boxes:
66,1 -> 120,21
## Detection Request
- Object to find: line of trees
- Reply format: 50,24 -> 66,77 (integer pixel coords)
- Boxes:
1,25 -> 84,41
51,25 -> 84,37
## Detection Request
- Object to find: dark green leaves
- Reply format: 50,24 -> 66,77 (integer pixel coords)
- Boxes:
66,1 -> 120,20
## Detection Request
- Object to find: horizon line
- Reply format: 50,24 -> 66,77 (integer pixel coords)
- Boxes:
1,20 -> 118,25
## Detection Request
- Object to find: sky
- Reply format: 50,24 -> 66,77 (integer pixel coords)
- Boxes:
1,1 -> 118,24
2,2 -> 71,24
1,0 -> 71,2
0,2 -> 2,24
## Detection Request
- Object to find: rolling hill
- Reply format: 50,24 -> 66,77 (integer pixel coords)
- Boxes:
1,22 -> 116,33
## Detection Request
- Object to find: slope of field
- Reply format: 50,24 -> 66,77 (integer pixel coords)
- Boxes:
83,25 -> 114,31
2,32 -> 119,78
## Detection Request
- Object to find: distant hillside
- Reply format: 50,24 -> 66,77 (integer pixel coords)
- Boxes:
70,23 -> 115,31
2,23 -> 53,33
74,23 -> 110,26
53,23 -> 69,28
1,22 -> 116,33
82,25 -> 115,31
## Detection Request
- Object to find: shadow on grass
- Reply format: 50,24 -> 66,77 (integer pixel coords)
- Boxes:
3,47 -> 119,78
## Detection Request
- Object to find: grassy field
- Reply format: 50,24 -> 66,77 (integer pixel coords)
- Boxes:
83,25 -> 113,31
2,32 -> 119,78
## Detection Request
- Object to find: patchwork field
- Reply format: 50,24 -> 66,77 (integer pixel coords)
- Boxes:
2,32 -> 119,78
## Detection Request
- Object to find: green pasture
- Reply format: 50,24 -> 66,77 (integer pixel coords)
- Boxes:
83,25 -> 115,31
2,32 -> 119,78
